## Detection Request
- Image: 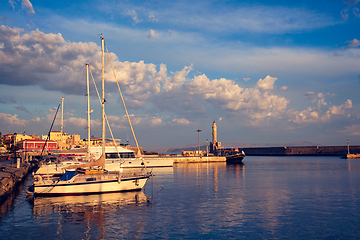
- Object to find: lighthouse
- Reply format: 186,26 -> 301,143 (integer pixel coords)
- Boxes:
212,121 -> 217,149
210,121 -> 221,154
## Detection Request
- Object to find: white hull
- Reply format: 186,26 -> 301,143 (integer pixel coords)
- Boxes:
35,158 -> 173,177
106,158 -> 173,170
33,174 -> 150,196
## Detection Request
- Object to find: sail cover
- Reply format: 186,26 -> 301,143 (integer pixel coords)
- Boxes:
65,154 -> 105,169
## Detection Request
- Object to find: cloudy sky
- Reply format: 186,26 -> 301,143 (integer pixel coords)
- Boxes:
0,0 -> 359,152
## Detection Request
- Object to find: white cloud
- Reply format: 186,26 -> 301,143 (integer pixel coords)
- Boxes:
329,99 -> 352,115
341,9 -> 349,20
0,26 -> 355,133
0,112 -> 27,126
148,29 -> 158,39
280,86 -> 288,91
243,77 -> 251,81
289,99 -> 352,124
9,0 -> 15,9
9,0 -> 35,15
289,107 -> 331,124
172,118 -> 191,125
0,25 -> 99,90
124,10 -> 141,24
21,0 -> 35,15
255,75 -> 277,91
0,27 -> 294,126
148,14 -> 157,22
317,93 -> 325,98
67,117 -> 88,128
184,74 -> 289,123
151,117 -> 163,126
346,39 -> 360,48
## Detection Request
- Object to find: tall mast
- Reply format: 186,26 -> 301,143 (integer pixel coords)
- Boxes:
101,36 -> 105,156
86,63 -> 91,161
60,97 -> 64,150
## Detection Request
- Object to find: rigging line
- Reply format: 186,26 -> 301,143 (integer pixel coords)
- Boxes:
105,43 -> 141,157
149,176 -> 164,190
41,100 -> 61,155
89,68 -> 123,161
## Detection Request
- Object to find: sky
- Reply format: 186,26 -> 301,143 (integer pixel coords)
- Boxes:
0,0 -> 360,152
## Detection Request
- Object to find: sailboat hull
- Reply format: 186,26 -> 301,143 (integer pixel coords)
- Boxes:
33,175 -> 150,196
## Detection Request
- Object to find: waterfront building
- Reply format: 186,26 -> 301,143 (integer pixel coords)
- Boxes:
16,139 -> 58,151
2,133 -> 37,150
42,131 -> 81,149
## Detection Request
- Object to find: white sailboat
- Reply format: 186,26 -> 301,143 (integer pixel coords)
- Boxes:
33,145 -> 172,178
28,37 -> 151,196
30,155 -> 150,196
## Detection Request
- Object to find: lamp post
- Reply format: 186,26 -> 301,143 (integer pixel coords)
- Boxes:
347,139 -> 350,155
206,139 -> 208,157
197,129 -> 201,156
13,132 -> 17,163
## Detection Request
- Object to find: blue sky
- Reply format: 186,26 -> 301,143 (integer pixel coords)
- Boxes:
0,0 -> 359,152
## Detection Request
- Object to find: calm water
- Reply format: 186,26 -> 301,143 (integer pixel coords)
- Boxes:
1,156 -> 360,239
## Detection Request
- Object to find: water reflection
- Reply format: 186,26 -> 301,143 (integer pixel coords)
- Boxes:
27,191 -> 150,239
2,157 -> 360,239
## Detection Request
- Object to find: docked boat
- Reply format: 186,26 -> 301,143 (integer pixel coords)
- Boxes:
29,155 -> 151,196
33,145 -> 173,178
34,157 -> 84,178
226,151 -> 245,163
27,36 -> 151,196
91,146 -> 174,169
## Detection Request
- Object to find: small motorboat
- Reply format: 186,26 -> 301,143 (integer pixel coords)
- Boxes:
226,151 -> 245,163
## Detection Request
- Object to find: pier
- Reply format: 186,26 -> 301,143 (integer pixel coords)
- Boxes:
0,159 -> 37,204
145,155 -> 226,163
342,154 -> 360,159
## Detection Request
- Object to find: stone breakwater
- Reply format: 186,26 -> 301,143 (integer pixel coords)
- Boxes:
0,160 -> 37,204
242,145 -> 360,156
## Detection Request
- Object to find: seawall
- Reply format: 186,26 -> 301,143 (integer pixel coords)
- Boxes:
0,160 -> 37,204
145,155 -> 226,163
242,145 -> 360,156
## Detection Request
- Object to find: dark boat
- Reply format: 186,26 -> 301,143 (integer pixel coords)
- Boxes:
226,151 -> 245,163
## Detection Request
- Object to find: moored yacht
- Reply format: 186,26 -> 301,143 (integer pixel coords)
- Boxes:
27,36 -> 152,196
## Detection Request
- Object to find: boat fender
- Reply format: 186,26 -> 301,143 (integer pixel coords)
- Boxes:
26,185 -> 34,195
33,175 -> 42,182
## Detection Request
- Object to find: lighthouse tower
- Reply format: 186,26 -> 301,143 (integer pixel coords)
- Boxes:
212,121 -> 217,148
210,121 -> 221,154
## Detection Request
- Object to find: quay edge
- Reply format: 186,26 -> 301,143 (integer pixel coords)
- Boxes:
145,155 -> 227,163
0,159 -> 38,205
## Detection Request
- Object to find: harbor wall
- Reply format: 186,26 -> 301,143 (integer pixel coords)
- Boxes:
145,155 -> 226,163
242,145 -> 360,156
172,156 -> 226,163
0,160 -> 36,204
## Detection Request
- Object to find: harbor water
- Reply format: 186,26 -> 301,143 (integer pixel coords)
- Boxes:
1,156 -> 360,239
